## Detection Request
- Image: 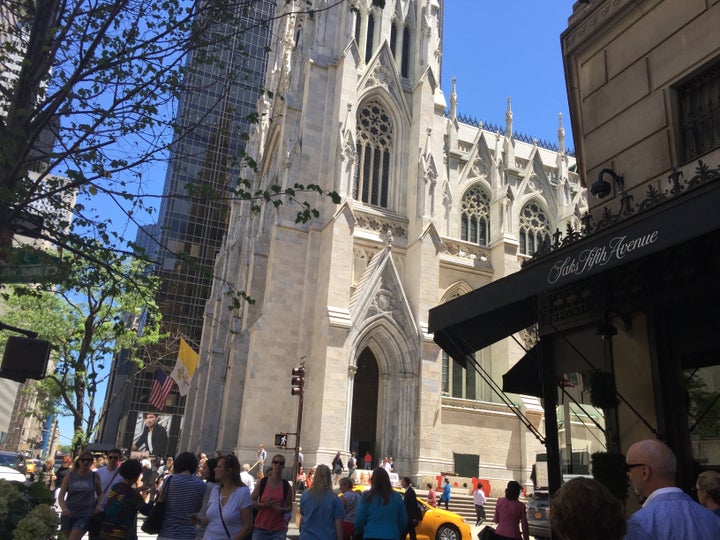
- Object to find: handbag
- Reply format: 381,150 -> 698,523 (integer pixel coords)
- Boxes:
142,475 -> 172,534
477,525 -> 496,540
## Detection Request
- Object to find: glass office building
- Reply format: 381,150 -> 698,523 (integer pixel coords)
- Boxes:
103,2 -> 276,456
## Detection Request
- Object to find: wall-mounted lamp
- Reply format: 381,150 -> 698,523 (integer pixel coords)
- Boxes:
596,309 -> 632,341
591,168 -> 625,199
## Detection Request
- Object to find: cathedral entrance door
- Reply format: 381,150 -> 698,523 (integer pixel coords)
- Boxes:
350,347 -> 379,463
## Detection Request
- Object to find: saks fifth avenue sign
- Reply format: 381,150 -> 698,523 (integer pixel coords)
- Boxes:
547,230 -> 659,285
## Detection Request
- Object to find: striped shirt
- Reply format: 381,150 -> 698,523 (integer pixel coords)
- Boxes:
158,474 -> 206,539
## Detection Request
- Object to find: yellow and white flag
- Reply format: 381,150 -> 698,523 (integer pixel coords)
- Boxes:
170,337 -> 199,397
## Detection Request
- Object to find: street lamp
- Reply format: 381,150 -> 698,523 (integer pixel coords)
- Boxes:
291,359 -> 306,486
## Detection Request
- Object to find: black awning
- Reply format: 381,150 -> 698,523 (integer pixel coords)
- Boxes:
502,342 -> 544,398
429,176 -> 720,357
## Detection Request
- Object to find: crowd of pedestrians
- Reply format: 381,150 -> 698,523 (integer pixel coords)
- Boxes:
44,437 -> 720,540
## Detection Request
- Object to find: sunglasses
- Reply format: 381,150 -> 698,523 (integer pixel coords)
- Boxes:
272,460 -> 285,466
107,456 -> 120,460
79,458 -> 93,463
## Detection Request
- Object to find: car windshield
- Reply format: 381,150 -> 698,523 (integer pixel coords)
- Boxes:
0,454 -> 18,468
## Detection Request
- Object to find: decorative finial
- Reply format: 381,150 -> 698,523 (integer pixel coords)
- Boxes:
449,77 -> 457,120
505,97 -> 513,137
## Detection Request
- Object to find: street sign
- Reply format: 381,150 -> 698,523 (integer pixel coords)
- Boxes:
0,246 -> 63,283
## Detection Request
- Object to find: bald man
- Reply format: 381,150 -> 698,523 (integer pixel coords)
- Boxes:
625,439 -> 720,540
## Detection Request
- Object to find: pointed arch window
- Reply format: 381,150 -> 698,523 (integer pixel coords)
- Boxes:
390,22 -> 397,59
354,101 -> 393,208
401,27 -> 411,78
460,186 -> 490,246
354,10 -> 361,46
519,201 -> 551,255
365,13 -> 375,62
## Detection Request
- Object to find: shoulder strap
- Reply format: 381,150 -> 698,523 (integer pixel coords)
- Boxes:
283,479 -> 290,502
257,476 -> 268,499
218,491 -> 231,538
101,468 -> 120,496
157,474 -> 172,502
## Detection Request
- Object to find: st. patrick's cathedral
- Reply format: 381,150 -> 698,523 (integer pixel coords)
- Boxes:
180,0 -> 598,491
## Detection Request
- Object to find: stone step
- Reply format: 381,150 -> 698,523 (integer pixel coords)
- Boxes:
294,491 -> 497,526
427,492 -> 497,524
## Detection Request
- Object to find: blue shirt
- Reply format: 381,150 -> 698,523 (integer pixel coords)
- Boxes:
299,490 -> 345,540
626,488 -> 720,540
354,491 -> 407,540
158,474 -> 207,539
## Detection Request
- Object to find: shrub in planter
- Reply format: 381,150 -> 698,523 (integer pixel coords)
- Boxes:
14,504 -> 59,540
0,480 -> 56,540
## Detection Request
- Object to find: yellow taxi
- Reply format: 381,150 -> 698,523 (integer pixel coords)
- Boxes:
412,495 -> 472,540
350,486 -> 472,540
25,458 -> 42,482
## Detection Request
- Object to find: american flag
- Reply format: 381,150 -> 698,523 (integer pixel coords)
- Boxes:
149,369 -> 173,411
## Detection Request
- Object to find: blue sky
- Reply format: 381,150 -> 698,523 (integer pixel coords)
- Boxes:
59,1 -> 578,446
441,0 -> 575,149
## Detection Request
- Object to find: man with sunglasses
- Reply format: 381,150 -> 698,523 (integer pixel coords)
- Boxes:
88,449 -> 123,540
625,439 -> 720,540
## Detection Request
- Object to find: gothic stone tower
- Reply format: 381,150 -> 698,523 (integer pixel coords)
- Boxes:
181,0 -> 590,486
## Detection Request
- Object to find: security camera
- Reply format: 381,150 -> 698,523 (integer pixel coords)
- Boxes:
591,168 -> 624,198
590,177 -> 612,198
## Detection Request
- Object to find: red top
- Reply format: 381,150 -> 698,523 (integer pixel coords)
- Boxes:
255,481 -> 288,531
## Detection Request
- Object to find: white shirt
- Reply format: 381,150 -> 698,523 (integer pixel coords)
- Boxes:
240,471 -> 255,493
473,488 -> 486,506
96,465 -> 121,509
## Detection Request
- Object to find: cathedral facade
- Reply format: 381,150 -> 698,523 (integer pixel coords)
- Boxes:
180,0 -> 591,489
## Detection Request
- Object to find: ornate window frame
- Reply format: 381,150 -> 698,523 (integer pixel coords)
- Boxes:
354,99 -> 394,209
519,200 -> 551,256
460,185 -> 490,246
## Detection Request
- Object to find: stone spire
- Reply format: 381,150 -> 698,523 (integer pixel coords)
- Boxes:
505,96 -> 513,137
504,97 -> 515,169
556,113 -> 568,183
449,77 -> 457,121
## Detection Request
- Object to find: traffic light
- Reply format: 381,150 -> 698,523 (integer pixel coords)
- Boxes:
291,366 -> 305,396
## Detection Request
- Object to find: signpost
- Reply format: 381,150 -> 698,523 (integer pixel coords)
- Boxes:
0,246 -> 63,283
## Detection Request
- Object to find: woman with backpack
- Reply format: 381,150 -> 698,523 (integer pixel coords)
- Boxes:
251,454 -> 293,540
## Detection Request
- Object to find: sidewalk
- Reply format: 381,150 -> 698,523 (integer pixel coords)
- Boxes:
135,518 -> 493,539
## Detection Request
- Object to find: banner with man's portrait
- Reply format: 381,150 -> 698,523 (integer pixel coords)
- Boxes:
131,411 -> 172,459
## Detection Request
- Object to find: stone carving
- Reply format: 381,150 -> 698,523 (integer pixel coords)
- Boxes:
367,62 -> 393,90
439,238 -> 491,266
355,211 -> 408,239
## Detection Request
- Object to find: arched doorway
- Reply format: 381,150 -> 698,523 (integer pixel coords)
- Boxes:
350,347 -> 379,463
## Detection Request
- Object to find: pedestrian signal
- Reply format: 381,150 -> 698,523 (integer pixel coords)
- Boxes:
275,433 -> 288,448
